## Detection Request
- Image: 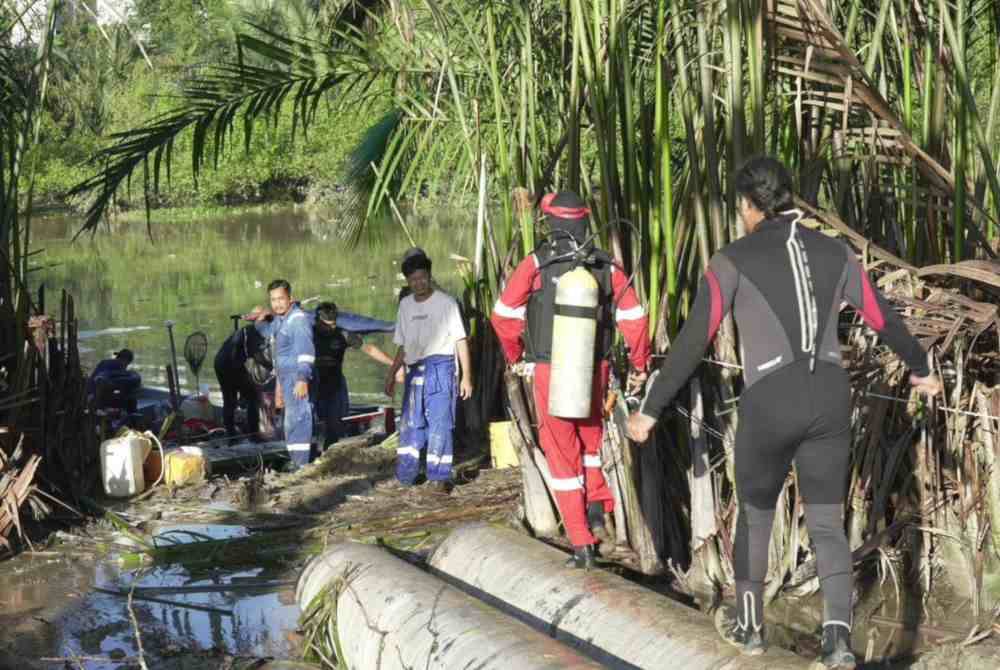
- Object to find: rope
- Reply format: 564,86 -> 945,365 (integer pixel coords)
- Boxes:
682,357 -> 1000,426
132,431 -> 165,502
863,392 -> 1000,423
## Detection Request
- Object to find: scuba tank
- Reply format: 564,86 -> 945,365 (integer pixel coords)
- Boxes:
548,266 -> 600,418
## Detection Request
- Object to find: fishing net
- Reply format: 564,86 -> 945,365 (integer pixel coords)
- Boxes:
184,331 -> 208,390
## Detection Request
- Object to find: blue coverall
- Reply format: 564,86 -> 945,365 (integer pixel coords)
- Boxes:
257,304 -> 315,466
397,354 -> 456,484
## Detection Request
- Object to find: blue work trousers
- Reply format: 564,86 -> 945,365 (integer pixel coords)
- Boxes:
279,370 -> 314,466
397,355 -> 456,484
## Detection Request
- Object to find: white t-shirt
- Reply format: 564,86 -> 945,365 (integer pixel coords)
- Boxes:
393,290 -> 467,365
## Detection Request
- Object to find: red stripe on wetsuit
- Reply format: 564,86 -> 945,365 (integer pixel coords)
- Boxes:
705,269 -> 724,341
858,271 -> 886,331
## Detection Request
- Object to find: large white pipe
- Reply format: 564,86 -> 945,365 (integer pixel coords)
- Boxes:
429,523 -> 814,670
296,542 -> 602,670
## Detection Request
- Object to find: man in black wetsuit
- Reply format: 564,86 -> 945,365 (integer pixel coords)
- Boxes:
313,301 -> 360,448
214,325 -> 274,439
313,301 -> 396,449
627,157 -> 941,669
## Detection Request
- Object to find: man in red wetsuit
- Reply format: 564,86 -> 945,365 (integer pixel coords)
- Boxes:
491,191 -> 651,568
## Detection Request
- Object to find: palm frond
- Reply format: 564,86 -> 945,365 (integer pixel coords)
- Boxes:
767,0 -> 998,258
337,108 -> 404,244
68,25 -> 363,234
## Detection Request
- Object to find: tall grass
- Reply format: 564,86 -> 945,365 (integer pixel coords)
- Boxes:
2,0 -> 57,409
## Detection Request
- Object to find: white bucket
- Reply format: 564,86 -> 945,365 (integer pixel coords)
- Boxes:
100,432 -> 153,498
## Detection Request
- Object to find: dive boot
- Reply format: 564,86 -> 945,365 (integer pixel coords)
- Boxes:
587,502 -> 612,543
714,605 -> 766,656
819,623 -> 856,669
564,544 -> 597,570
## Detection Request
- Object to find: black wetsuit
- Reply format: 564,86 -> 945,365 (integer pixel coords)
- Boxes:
312,325 -> 361,447
641,210 -> 929,633
214,325 -> 273,438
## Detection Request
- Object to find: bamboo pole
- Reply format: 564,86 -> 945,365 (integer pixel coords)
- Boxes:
607,395 -> 664,574
504,370 -> 560,537
977,387 -> 1000,558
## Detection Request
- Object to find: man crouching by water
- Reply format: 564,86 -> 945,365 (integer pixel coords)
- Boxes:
250,279 -> 315,468
385,249 -> 472,493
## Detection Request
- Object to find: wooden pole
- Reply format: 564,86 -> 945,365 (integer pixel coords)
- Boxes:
504,370 -> 561,536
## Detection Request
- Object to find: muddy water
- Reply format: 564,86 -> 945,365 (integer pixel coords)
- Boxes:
29,206 -> 471,401
0,525 -> 302,669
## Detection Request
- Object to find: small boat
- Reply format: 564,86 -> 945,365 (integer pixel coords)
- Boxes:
95,307 -> 397,445
129,386 -> 393,444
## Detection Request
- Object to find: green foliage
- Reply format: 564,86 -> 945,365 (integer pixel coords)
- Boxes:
47,1 -> 1000,389
28,0 -> 386,210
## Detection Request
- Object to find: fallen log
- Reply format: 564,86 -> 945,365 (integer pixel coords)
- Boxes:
429,523 -> 814,669
295,542 -> 601,669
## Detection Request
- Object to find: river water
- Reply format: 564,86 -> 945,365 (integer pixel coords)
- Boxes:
30,206 -> 472,402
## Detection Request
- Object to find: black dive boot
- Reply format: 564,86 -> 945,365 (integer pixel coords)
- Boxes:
587,502 -> 611,543
564,545 -> 597,570
819,623 -> 856,669
714,604 -> 766,656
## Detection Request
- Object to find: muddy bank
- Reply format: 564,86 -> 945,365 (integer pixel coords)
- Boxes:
0,436 -> 519,669
3,434 -> 1000,669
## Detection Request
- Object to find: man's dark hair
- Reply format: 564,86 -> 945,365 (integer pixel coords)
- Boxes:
114,349 -> 134,365
401,248 -> 432,277
316,301 -> 339,322
734,156 -> 795,218
267,279 -> 292,295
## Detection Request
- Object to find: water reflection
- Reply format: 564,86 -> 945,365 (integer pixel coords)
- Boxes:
63,559 -> 299,668
30,206 -> 471,400
0,527 -> 301,669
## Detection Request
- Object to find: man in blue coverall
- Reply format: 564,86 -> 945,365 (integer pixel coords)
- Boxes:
250,279 -> 315,468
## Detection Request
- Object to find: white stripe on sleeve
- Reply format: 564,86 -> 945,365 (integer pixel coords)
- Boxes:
493,301 -> 526,320
615,305 -> 646,321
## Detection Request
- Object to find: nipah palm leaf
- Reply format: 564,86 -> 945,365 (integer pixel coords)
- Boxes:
767,0 -> 998,259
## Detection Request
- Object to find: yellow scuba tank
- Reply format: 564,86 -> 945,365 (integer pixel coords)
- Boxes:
548,266 -> 599,418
